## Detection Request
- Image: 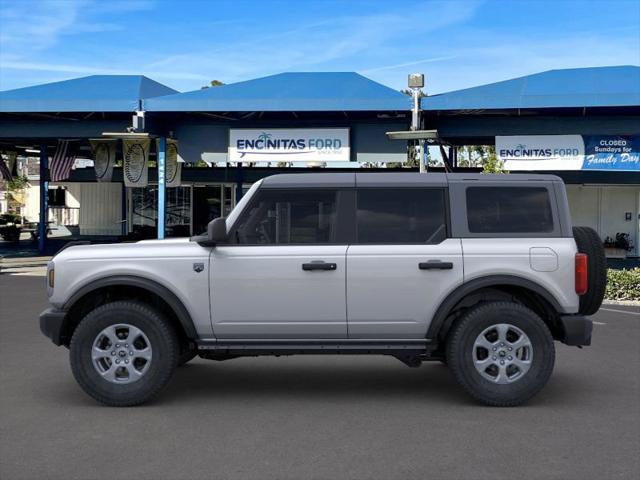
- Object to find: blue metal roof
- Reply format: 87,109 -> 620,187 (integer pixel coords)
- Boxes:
422,66 -> 640,111
145,72 -> 411,112
0,75 -> 178,113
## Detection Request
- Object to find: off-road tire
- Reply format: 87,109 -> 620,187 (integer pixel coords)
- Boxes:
70,300 -> 179,407
446,302 -> 555,407
573,226 -> 607,315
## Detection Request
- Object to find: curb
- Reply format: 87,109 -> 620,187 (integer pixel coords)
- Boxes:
603,299 -> 640,307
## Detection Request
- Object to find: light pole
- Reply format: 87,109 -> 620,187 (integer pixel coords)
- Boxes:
408,73 -> 425,173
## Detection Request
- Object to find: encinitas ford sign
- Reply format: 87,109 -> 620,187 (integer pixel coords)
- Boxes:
497,135 -> 640,171
229,128 -> 350,162
496,135 -> 585,170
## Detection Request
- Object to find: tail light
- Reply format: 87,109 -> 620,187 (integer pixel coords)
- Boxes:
575,253 -> 588,295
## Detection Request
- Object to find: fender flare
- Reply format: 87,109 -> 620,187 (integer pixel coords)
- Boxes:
63,275 -> 198,339
426,275 -> 564,341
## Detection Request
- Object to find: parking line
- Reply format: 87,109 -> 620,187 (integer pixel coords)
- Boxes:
599,308 -> 640,316
593,321 -> 607,325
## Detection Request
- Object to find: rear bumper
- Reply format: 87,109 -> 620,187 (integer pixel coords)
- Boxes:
39,307 -> 67,346
558,315 -> 593,346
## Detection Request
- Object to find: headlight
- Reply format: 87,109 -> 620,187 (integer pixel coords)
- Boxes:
46,261 -> 55,297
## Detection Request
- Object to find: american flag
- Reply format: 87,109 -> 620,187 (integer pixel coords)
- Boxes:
49,140 -> 78,182
0,156 -> 12,181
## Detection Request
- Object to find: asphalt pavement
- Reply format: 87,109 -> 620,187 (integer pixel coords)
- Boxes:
1,273 -> 639,480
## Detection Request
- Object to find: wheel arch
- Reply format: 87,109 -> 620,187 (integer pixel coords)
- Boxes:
427,275 -> 564,343
60,275 -> 197,346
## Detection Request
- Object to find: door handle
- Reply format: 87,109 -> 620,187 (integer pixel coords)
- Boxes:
419,260 -> 453,270
302,261 -> 337,271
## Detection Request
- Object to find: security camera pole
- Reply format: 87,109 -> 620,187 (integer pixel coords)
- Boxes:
408,73 -> 425,173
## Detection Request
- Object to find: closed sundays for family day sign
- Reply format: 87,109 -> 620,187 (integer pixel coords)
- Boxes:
497,135 -> 640,171
229,128 -> 350,162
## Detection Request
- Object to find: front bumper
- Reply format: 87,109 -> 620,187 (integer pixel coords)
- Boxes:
39,307 -> 67,346
558,315 -> 593,346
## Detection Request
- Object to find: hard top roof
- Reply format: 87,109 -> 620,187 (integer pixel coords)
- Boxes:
260,172 -> 562,188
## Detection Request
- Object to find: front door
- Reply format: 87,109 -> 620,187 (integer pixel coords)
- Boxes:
210,187 -> 348,339
346,187 -> 463,338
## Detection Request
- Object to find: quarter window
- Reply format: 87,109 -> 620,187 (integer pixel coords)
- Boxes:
356,188 -> 447,244
233,189 -> 337,244
466,187 -> 554,233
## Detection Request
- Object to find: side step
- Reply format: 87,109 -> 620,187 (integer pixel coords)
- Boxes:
196,338 -> 435,356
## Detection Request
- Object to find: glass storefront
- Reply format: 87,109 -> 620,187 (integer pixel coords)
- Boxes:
129,183 -> 240,238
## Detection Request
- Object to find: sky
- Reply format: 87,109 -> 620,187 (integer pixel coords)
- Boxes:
0,0 -> 639,94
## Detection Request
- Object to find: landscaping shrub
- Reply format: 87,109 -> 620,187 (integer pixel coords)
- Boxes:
605,268 -> 640,301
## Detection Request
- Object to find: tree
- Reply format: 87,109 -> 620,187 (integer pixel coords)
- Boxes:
481,148 -> 507,174
201,80 -> 225,89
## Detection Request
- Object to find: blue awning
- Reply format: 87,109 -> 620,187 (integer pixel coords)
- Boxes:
145,72 -> 411,112
422,66 -> 640,111
0,75 -> 178,113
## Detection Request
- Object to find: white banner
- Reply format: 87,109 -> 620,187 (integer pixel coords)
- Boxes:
496,135 -> 585,170
90,139 -> 116,182
229,128 -> 350,162
156,138 -> 181,187
123,138 -> 149,187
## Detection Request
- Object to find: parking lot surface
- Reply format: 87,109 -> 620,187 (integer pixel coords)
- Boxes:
1,274 -> 639,480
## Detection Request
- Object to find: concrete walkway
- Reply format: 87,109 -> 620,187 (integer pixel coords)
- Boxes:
0,256 -> 51,273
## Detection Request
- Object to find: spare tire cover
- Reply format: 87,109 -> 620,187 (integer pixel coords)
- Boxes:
573,226 -> 607,315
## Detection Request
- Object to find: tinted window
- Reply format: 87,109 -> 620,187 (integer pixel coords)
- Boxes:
356,188 -> 447,244
466,187 -> 554,233
233,189 -> 337,244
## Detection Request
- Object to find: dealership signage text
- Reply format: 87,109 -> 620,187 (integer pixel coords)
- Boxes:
229,128 -> 350,162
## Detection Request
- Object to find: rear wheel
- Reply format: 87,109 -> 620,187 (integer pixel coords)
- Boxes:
446,302 -> 555,407
573,226 -> 607,315
70,300 -> 179,406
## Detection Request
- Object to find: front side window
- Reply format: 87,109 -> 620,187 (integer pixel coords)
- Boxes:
356,188 -> 447,244
466,187 -> 554,233
233,189 -> 337,244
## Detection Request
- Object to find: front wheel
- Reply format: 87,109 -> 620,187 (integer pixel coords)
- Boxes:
70,301 -> 179,406
446,302 -> 555,407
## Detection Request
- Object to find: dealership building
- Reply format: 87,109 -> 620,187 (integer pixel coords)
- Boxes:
0,66 -> 638,256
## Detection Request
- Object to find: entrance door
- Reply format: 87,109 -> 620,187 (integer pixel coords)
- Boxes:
346,187 -> 463,338
210,187 -> 348,338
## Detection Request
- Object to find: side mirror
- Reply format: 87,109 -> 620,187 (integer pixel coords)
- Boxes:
207,217 -> 228,244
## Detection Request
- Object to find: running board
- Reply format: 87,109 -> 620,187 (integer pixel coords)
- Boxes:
196,338 -> 435,356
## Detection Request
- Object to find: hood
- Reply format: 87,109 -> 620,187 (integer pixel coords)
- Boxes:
53,237 -> 203,262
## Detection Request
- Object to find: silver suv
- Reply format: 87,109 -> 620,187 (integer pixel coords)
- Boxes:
40,173 -> 606,407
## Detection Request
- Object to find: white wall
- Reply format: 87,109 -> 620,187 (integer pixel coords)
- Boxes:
566,185 -> 640,256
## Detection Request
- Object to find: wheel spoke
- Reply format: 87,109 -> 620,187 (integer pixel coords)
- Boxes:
99,363 -> 118,382
473,335 -> 495,351
125,364 -> 144,380
91,346 -> 110,361
104,326 -> 120,346
509,336 -> 532,351
495,364 -> 510,384
512,357 -> 532,375
496,324 -> 510,343
133,346 -> 152,361
125,325 -> 144,343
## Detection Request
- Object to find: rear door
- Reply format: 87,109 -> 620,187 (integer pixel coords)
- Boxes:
210,187 -> 350,339
346,187 -> 463,338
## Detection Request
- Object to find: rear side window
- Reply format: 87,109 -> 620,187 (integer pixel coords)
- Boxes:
233,189 -> 337,244
356,188 -> 447,244
466,187 -> 553,233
